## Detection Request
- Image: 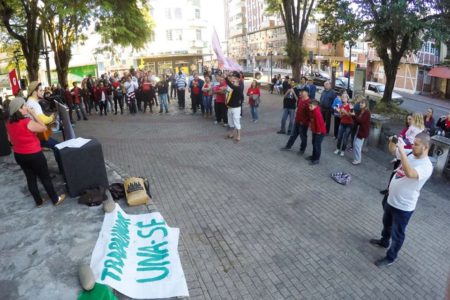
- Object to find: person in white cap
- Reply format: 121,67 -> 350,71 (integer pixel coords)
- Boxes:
6,97 -> 65,207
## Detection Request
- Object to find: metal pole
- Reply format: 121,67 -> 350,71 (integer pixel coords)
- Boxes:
270,51 -> 273,81
43,33 -> 51,85
348,43 -> 352,91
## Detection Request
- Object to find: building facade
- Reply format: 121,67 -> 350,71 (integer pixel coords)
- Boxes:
224,0 -> 341,76
99,0 -> 209,76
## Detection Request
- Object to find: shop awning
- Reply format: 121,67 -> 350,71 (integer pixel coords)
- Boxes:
428,66 -> 450,79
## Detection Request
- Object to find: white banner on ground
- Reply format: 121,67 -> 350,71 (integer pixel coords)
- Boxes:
90,205 -> 189,299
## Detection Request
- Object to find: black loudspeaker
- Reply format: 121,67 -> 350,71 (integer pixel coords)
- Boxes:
57,138 -> 109,197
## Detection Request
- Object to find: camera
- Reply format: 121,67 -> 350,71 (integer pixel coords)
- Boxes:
391,135 -> 398,144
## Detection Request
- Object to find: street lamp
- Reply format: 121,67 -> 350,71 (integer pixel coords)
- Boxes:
13,50 -> 21,80
268,43 -> 273,82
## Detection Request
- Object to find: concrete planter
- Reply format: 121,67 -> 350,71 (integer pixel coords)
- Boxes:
368,113 -> 390,147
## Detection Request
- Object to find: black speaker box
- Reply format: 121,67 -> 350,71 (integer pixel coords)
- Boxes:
57,138 -> 109,197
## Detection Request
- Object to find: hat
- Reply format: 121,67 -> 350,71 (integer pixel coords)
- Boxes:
231,71 -> 240,78
8,97 -> 25,115
27,81 -> 40,96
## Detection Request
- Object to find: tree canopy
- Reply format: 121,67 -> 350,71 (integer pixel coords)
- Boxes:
1,0 -> 153,86
318,0 -> 450,103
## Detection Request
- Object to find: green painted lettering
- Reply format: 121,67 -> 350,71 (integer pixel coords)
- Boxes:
136,267 -> 170,283
101,268 -> 121,281
138,226 -> 168,239
136,218 -> 165,228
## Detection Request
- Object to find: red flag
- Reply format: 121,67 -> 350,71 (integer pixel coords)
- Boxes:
9,69 -> 20,96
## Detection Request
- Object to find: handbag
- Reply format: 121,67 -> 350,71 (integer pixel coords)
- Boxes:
251,94 -> 261,106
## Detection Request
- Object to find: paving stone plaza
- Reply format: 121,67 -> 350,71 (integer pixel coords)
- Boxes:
1,86 -> 449,299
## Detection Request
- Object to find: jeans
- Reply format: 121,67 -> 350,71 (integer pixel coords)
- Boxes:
336,123 -> 352,151
191,93 -> 202,113
250,105 -> 258,121
321,107 -> 332,134
312,133 -> 324,161
170,84 -> 177,99
381,203 -> 414,261
73,103 -> 87,120
215,102 -> 227,123
353,137 -> 364,162
286,123 -> 308,151
114,95 -> 124,114
333,116 -> 341,138
99,101 -> 107,115
14,151 -> 59,205
159,93 -> 169,112
177,89 -> 185,108
203,95 -> 213,114
281,108 -> 295,133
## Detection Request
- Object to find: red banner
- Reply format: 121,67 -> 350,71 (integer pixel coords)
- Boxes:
9,69 -> 20,96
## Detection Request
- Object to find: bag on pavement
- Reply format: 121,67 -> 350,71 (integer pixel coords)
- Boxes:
78,186 -> 107,206
124,177 -> 151,206
331,172 -> 352,185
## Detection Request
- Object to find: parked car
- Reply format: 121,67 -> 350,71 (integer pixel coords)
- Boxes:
334,77 -> 353,98
242,68 -> 263,80
307,71 -> 330,86
365,81 -> 404,105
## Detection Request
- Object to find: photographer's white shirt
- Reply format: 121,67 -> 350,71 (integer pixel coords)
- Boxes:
388,153 -> 433,211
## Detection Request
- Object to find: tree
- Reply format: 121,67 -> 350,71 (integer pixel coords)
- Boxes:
318,0 -> 450,104
266,0 -> 316,82
40,0 -> 153,88
317,0 -> 362,85
0,0 -> 42,81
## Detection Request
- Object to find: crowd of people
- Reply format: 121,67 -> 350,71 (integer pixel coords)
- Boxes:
2,65 -> 450,270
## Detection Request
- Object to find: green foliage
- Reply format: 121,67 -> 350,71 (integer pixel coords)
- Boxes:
317,0 -> 362,46
318,0 -> 450,103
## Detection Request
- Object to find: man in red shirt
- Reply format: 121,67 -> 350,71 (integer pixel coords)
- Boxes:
71,82 -> 88,121
213,75 -> 228,126
306,100 -> 326,165
189,74 -> 204,114
281,90 -> 310,155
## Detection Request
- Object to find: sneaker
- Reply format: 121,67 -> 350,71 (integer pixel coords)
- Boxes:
305,156 -> 313,161
254,119 -> 258,123
369,239 -> 389,249
309,160 -> 319,165
347,147 -> 353,152
352,160 -> 361,165
214,121 -> 218,124
334,149 -> 340,155
277,130 -> 286,134
280,147 -> 291,151
54,194 -> 66,206
36,198 -> 48,208
223,123 -> 228,127
374,257 -> 395,267
340,152 -> 345,157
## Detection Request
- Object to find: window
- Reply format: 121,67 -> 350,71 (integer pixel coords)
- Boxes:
174,30 -> 183,41
195,8 -> 200,19
166,30 -> 172,41
175,8 -> 182,19
165,8 -> 171,19
196,29 -> 202,41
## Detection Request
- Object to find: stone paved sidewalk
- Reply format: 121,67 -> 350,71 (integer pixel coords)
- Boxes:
1,86 -> 449,299
73,88 -> 450,299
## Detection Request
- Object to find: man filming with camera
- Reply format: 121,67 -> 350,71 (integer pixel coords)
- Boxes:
370,132 -> 433,267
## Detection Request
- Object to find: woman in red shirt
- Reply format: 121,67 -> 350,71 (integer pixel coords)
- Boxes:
247,80 -> 261,122
6,97 -> 65,207
334,94 -> 353,156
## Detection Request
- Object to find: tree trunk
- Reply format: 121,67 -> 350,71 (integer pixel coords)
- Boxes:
54,47 -> 71,88
380,55 -> 401,104
292,61 -> 301,82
